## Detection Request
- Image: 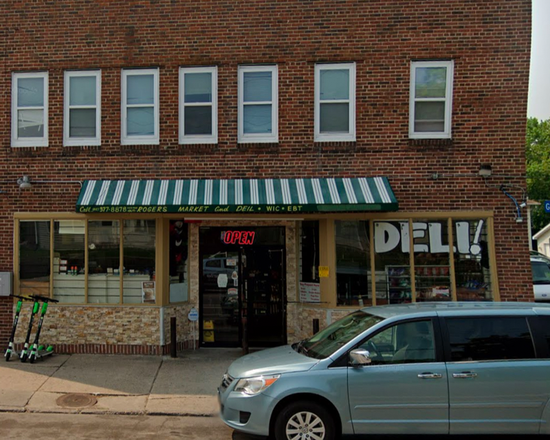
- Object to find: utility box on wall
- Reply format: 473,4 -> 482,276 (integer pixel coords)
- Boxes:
0,272 -> 13,297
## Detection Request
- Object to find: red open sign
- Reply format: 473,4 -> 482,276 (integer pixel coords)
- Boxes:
223,230 -> 256,245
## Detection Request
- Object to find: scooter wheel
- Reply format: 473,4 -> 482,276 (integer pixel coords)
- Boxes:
5,352 -> 10,362
20,353 -> 28,363
29,354 -> 35,364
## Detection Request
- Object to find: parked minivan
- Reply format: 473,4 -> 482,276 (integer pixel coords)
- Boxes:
531,252 -> 550,302
218,302 -> 550,439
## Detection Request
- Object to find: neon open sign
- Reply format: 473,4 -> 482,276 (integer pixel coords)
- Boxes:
222,230 -> 256,245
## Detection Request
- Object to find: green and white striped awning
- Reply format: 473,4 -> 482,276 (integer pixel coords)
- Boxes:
76,177 -> 398,214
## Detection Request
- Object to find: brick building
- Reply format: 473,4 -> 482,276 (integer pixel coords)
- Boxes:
0,0 -> 532,355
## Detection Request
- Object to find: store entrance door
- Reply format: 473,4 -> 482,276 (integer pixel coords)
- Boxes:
199,227 -> 286,348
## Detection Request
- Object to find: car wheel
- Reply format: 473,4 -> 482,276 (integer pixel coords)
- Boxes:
275,400 -> 336,440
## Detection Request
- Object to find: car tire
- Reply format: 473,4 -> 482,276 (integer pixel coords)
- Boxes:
274,400 -> 336,440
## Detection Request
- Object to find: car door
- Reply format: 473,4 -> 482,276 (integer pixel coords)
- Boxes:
442,315 -> 549,434
347,318 -> 449,434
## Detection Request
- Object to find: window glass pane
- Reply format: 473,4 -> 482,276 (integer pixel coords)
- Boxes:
540,317 -> 550,354
453,219 -> 493,300
123,220 -> 156,304
184,106 -> 212,135
415,67 -> 447,98
88,221 -> 120,304
18,77 -> 44,107
362,320 -> 436,364
336,221 -> 370,306
69,109 -> 96,137
19,221 -> 51,297
69,76 -> 96,106
414,102 -> 445,132
170,220 -> 189,303
127,74 -> 154,105
127,107 -> 154,136
300,221 -> 320,283
243,71 -> 272,102
446,317 -> 535,361
320,69 -> 349,100
243,104 -> 272,134
374,221 -> 410,305
18,110 -> 44,138
320,103 -> 349,133
53,220 -> 85,304
184,73 -> 212,103
413,220 -> 451,302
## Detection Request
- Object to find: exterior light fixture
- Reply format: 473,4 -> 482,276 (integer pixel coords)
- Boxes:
478,164 -> 492,178
17,176 -> 32,189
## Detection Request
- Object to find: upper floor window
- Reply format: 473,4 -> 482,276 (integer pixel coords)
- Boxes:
314,63 -> 356,142
409,60 -> 454,139
238,65 -> 278,143
12,72 -> 48,147
121,68 -> 159,145
179,66 -> 217,144
64,70 -> 101,146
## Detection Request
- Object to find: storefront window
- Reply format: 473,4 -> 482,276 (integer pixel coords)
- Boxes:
88,221 -> 121,304
53,220 -> 85,303
336,221 -> 370,306
413,220 -> 452,302
453,219 -> 492,300
19,221 -> 51,297
374,221 -> 410,305
169,220 -> 188,303
123,220 -> 156,304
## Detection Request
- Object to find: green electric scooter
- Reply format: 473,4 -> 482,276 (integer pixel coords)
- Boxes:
19,295 -> 41,362
4,294 -> 31,362
28,294 -> 59,363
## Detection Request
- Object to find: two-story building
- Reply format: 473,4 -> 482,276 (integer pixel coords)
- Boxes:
0,0 -> 532,355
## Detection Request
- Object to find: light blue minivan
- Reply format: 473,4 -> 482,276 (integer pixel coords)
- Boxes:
218,302 -> 550,439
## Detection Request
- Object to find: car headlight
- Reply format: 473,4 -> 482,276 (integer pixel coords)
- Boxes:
233,375 -> 280,395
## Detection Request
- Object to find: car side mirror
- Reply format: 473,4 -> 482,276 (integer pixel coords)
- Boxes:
350,348 -> 372,366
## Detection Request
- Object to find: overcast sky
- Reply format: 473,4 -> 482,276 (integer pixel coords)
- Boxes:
528,0 -> 550,121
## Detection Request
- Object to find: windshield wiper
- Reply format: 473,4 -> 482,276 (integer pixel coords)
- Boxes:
295,339 -> 309,355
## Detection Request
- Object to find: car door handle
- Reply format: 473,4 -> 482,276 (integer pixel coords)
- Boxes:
417,372 -> 442,379
452,371 -> 477,379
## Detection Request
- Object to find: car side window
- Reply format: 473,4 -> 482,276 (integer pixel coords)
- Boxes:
360,320 -> 436,364
539,316 -> 550,355
446,317 -> 535,362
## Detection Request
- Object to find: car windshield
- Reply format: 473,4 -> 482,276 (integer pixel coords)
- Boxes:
532,261 -> 550,284
294,311 -> 384,359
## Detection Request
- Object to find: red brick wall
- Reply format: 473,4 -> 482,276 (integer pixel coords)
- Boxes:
0,0 -> 533,344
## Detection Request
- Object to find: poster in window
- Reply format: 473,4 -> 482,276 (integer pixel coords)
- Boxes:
142,281 -> 156,303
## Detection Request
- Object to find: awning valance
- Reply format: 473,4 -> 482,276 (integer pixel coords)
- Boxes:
76,177 -> 398,214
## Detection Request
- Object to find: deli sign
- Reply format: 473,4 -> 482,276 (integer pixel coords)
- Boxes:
375,220 -> 485,256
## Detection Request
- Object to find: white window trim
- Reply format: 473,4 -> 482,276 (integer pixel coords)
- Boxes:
63,70 -> 101,147
179,66 -> 218,145
12,72 -> 49,148
121,68 -> 160,145
409,60 -> 454,139
238,65 -> 278,144
314,63 -> 356,143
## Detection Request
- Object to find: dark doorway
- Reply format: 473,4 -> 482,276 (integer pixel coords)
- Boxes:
199,227 -> 286,348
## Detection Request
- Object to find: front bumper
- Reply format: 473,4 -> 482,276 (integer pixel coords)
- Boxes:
218,381 -> 277,436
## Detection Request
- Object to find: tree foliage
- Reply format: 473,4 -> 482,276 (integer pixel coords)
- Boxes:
526,117 -> 550,233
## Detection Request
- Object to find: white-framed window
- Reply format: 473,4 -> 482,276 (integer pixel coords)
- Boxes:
238,65 -> 278,143
179,66 -> 218,144
409,60 -> 454,139
12,72 -> 48,147
121,68 -> 159,145
314,63 -> 356,142
64,70 -> 101,146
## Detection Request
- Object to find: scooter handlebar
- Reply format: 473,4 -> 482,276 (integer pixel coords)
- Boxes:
11,294 -> 32,301
29,294 -> 59,303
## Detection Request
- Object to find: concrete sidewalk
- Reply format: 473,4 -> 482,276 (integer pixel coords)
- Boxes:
0,349 -> 243,417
